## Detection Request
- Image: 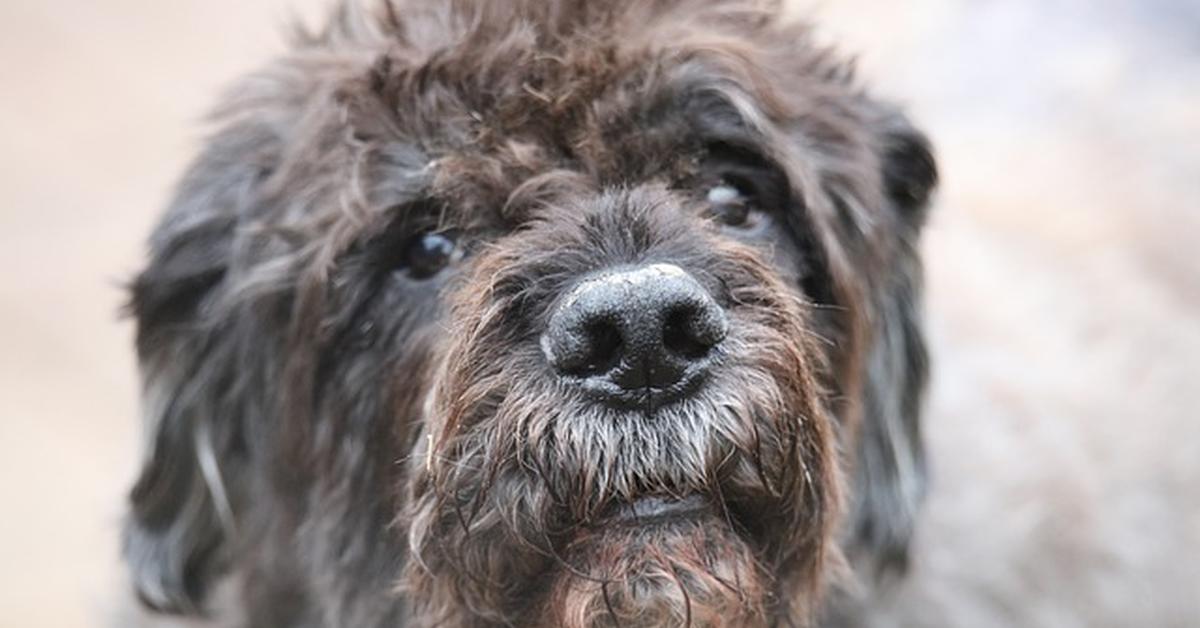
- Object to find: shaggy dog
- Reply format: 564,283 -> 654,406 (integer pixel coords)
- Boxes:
123,1 -> 936,626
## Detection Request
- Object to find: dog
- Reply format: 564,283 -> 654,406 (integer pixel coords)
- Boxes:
122,1 -> 936,626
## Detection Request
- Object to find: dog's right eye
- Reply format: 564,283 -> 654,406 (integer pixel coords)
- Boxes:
403,231 -> 459,279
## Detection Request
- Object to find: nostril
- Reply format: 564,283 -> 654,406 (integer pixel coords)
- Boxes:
578,320 -> 623,376
662,306 -> 711,359
662,300 -> 727,360
545,316 -> 625,377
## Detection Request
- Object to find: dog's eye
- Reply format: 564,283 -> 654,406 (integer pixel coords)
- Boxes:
707,183 -> 754,228
404,231 -> 459,279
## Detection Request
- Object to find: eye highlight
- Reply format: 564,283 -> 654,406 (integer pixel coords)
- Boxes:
404,230 -> 459,279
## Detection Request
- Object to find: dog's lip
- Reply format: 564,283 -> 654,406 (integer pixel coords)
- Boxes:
599,495 -> 711,525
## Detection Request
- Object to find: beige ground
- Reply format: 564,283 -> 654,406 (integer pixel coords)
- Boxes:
1,1 -> 1197,626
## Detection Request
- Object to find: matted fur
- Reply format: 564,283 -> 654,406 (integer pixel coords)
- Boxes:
122,1 -> 936,626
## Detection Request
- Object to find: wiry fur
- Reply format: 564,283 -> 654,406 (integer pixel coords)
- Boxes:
122,1 -> 936,626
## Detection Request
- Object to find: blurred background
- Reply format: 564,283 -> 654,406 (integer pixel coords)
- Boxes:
0,0 -> 1196,626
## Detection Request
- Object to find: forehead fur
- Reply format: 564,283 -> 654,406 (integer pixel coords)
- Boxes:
308,0 -> 869,220
355,0 -> 820,132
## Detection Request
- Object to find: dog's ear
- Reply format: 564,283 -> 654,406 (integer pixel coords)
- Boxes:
846,110 -> 937,578
878,113 -> 937,227
123,127 -> 268,613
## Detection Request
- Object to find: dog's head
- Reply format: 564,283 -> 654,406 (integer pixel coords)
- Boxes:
123,1 -> 936,626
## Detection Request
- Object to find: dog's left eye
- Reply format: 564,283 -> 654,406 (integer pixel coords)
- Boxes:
707,183 -> 756,228
404,231 -> 459,279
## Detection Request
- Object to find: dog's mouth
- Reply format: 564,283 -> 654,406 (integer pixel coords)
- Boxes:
597,494 -> 712,527
590,493 -> 768,545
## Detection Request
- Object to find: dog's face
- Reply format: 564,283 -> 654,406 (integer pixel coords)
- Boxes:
123,2 -> 936,627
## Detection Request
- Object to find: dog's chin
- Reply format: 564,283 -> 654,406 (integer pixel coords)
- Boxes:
538,497 -> 771,628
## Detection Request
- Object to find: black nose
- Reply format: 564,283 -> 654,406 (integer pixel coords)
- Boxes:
541,263 -> 727,407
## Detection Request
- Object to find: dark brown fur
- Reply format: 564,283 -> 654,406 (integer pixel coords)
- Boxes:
123,1 -> 936,626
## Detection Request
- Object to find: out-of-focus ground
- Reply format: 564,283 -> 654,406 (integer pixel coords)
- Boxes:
0,1 -> 1196,626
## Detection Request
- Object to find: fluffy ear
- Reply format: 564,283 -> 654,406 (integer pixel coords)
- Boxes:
878,115 -> 937,227
846,111 -> 937,578
123,128 -> 269,613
